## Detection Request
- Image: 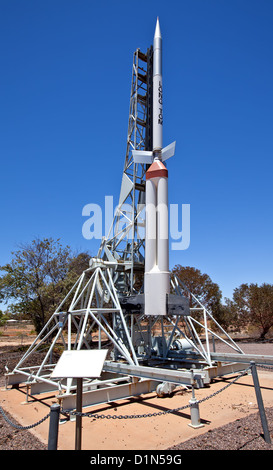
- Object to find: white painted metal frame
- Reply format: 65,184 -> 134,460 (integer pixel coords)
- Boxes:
169,274 -> 244,366
6,47 -> 260,412
8,265 -> 139,394
97,49 -> 149,294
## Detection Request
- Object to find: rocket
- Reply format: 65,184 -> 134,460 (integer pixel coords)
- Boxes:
132,18 -> 176,316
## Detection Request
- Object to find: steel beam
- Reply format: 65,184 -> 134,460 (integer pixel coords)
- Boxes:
103,360 -> 208,385
204,362 -> 248,381
59,378 -> 160,412
210,352 -> 273,366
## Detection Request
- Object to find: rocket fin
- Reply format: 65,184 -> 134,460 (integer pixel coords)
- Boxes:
132,150 -> 153,164
161,141 -> 176,162
118,172 -> 134,206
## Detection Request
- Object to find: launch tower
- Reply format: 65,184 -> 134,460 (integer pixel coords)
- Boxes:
7,19 -> 265,411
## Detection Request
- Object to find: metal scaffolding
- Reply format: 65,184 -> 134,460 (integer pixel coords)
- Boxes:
97,48 -> 153,294
7,46 -> 273,413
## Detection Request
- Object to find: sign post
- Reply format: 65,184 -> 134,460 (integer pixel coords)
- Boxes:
75,377 -> 83,450
51,349 -> 108,450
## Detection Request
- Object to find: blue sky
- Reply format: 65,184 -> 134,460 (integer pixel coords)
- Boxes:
0,0 -> 272,305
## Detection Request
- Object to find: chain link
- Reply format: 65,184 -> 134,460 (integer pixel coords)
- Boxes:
197,365 -> 252,405
257,364 -> 273,371
62,365 -> 251,420
0,405 -> 50,430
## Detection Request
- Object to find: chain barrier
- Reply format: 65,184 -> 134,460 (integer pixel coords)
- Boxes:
0,363 -> 270,428
257,364 -> 273,371
62,365 -> 252,420
0,405 -> 50,430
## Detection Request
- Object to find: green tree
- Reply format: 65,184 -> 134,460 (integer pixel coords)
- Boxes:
172,265 -> 222,317
215,298 -> 239,332
0,309 -> 9,327
0,238 -> 90,333
232,283 -> 273,339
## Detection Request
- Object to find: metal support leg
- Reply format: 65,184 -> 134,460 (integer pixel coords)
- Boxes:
250,361 -> 271,444
188,369 -> 204,429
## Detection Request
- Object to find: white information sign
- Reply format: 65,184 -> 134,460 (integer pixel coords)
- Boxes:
51,349 -> 108,379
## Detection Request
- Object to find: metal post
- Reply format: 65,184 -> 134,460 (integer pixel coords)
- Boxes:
75,377 -> 83,450
250,361 -> 271,444
48,403 -> 60,450
25,384 -> 30,403
188,370 -> 204,429
212,334 -> 216,352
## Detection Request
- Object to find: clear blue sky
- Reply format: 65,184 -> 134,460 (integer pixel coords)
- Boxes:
0,0 -> 272,304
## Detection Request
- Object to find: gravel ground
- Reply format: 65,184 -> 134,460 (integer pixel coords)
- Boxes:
0,408 -> 47,450
168,408 -> 273,451
0,340 -> 273,451
0,345 -> 58,451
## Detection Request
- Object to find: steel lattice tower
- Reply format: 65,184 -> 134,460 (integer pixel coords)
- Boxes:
6,28 -> 267,412
98,47 -> 153,294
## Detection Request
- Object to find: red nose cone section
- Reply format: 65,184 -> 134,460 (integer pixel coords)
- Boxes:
146,160 -> 168,180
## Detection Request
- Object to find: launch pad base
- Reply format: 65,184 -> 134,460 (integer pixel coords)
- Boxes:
6,263 -> 272,415
7,346 -> 273,415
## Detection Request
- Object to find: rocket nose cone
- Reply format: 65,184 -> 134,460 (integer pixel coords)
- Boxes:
154,17 -> 162,39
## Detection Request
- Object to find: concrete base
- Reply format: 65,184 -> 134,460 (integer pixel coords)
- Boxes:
188,422 -> 205,429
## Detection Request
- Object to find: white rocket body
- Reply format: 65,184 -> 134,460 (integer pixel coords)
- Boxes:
145,162 -> 169,315
153,18 -> 163,153
132,18 -> 176,316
